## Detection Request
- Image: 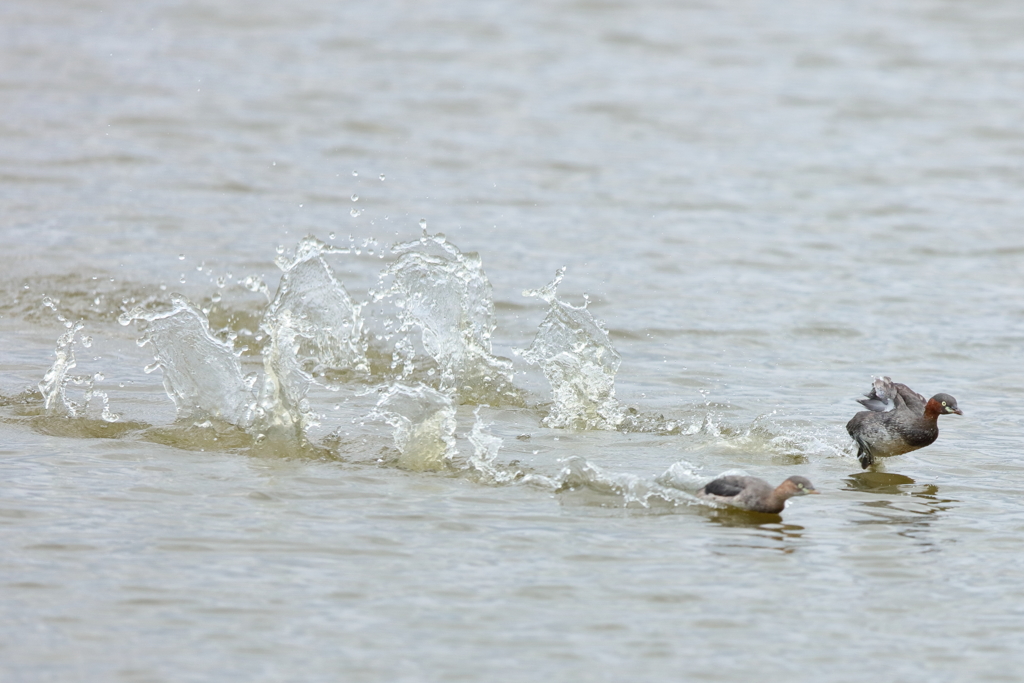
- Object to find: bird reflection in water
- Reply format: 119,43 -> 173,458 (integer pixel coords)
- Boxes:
843,471 -> 957,548
700,507 -> 806,554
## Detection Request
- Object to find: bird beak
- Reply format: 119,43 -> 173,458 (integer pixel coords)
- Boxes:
952,407 -> 963,415
807,490 -> 821,495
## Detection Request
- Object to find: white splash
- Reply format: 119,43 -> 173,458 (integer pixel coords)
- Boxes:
553,456 -> 696,508
38,319 -> 86,417
466,406 -> 521,483
371,383 -> 458,471
251,236 -> 369,440
377,231 -> 519,405
119,236 -> 371,444
120,295 -> 254,426
266,235 -> 368,380
654,460 -> 712,493
38,298 -> 120,422
517,268 -> 625,430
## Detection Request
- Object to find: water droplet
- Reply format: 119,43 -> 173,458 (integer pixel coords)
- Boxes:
276,244 -> 285,254
329,232 -> 336,240
351,208 -> 361,217
211,293 -> 222,303
144,362 -> 160,374
159,284 -> 167,291
379,174 -> 385,181
196,263 -> 204,271
351,194 -> 359,202
179,274 -> 186,284
419,218 -> 427,229
93,372 -> 104,381
82,336 -> 93,348
178,254 -> 185,261
352,170 -> 358,177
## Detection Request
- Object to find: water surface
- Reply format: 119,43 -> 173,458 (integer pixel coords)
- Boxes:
3,1 -> 1024,681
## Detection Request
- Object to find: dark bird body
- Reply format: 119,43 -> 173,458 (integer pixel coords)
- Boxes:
696,475 -> 818,514
846,377 -> 962,469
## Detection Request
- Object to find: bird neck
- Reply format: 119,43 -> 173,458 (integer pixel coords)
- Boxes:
923,399 -> 943,421
763,486 -> 792,513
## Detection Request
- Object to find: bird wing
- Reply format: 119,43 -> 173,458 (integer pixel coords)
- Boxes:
856,376 -> 897,412
701,476 -> 748,498
893,383 -> 927,414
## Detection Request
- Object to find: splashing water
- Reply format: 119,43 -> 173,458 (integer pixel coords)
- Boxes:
120,295 -> 255,426
267,236 -> 368,380
98,234 -> 676,459
517,268 -> 625,430
118,237 -> 371,445
371,383 -> 458,471
377,231 -> 521,406
38,319 -> 86,417
552,456 -> 696,509
251,308 -> 317,442
655,460 -> 711,493
466,406 -> 521,483
249,236 -> 370,442
37,303 -> 120,422
733,413 -> 851,462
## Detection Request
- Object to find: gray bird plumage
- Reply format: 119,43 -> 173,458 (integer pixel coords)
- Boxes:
697,475 -> 818,514
847,377 -> 962,468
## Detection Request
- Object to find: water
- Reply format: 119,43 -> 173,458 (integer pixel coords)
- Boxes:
3,1 -> 1024,681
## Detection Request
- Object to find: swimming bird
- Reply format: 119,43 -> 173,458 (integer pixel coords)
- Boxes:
846,376 -> 962,469
696,475 -> 818,513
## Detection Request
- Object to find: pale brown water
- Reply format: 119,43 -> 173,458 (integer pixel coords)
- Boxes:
3,1 -> 1024,681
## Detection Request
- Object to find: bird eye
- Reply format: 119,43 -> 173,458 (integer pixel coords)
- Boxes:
942,401 -> 947,406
